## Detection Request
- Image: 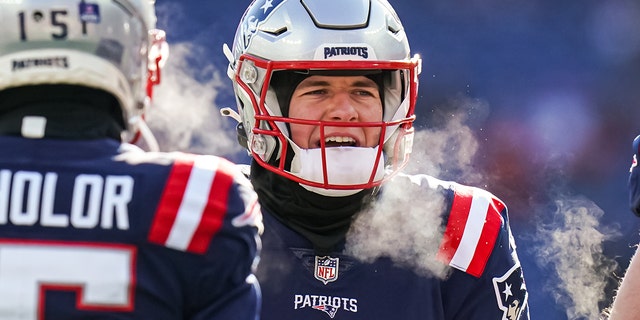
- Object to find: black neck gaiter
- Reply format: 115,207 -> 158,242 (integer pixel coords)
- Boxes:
250,161 -> 376,254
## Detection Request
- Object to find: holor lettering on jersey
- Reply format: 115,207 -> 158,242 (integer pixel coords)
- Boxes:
0,169 -> 133,229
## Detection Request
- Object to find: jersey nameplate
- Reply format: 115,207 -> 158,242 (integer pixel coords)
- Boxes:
0,169 -> 132,230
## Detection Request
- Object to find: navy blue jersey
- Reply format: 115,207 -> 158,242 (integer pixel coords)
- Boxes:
0,136 -> 262,319
257,173 -> 528,319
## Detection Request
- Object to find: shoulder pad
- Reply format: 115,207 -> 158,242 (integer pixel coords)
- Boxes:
148,154 -> 240,254
436,184 -> 505,277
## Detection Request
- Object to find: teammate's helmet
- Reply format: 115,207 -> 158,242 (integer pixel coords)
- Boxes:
226,0 -> 421,196
0,0 -> 168,144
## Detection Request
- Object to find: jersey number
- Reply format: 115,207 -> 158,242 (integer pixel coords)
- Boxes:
0,242 -> 135,319
18,10 -> 71,41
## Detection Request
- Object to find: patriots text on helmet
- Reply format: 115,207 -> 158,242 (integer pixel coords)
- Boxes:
11,56 -> 69,71
323,46 -> 368,59
0,169 -> 132,230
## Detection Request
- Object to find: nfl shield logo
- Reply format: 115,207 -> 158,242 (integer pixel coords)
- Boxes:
314,256 -> 339,285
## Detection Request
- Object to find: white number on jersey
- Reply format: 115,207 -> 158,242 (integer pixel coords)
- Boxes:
0,241 -> 135,319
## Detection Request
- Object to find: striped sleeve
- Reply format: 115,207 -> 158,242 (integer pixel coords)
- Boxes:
148,154 -> 235,254
436,185 -> 505,277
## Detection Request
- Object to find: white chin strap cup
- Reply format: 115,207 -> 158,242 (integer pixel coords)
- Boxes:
290,146 -> 385,197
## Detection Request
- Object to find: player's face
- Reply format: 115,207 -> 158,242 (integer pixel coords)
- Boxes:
288,75 -> 383,149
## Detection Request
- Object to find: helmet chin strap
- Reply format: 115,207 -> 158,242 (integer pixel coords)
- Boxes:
289,143 -> 385,197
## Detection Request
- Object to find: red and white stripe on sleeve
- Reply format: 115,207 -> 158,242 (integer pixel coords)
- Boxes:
148,154 -> 235,254
436,185 -> 504,277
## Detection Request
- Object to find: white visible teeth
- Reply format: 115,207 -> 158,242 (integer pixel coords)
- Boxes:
326,136 -> 355,143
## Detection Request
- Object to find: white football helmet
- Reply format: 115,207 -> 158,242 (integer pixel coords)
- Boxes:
0,0 -> 168,149
225,0 -> 421,196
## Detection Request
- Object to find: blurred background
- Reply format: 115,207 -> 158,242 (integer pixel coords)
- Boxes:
152,1 -> 640,319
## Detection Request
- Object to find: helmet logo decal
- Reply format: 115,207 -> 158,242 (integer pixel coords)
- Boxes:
260,0 -> 275,13
79,2 -> 101,24
240,0 -> 285,49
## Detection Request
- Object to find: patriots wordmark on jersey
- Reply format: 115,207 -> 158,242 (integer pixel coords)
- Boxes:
0,137 -> 261,319
257,174 -> 528,319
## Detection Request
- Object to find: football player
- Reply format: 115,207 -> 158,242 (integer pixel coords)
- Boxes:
223,0 -> 529,319
0,1 -> 261,319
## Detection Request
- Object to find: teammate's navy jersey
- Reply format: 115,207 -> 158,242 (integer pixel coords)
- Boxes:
0,136 -> 262,320
257,173 -> 528,319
